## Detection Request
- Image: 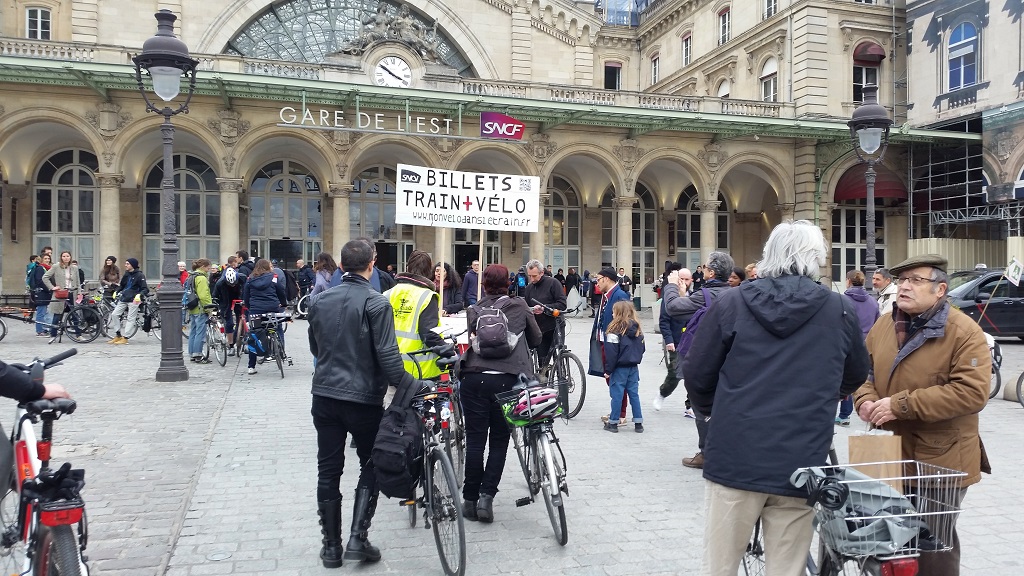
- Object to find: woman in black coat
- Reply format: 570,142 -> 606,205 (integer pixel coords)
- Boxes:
434,262 -> 464,314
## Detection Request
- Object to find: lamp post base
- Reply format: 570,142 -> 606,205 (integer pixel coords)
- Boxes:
156,280 -> 189,382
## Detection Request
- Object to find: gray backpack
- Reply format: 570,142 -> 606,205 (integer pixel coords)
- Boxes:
471,296 -> 521,359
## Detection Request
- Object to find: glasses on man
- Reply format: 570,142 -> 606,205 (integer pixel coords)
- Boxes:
896,275 -> 939,286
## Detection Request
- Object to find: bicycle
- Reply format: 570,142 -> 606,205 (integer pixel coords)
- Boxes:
1,348 -> 89,576
529,299 -> 587,418
294,293 -> 310,318
407,341 -> 466,497
202,305 -> 228,367
232,300 -> 249,358
0,300 -> 103,345
984,333 -> 1002,399
101,293 -> 161,340
249,313 -> 292,378
399,370 -> 466,576
496,378 -> 569,545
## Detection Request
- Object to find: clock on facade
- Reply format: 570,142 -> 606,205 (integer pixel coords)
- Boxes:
373,56 -> 412,88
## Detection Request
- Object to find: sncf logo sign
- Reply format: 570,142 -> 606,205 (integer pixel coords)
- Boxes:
480,112 -> 525,140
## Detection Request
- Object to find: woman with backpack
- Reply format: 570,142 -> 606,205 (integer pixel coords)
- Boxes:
30,254 -> 52,336
460,264 -> 542,523
242,258 -> 288,375
186,259 -> 214,363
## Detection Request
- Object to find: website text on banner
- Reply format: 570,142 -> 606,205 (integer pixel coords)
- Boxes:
394,164 -> 540,233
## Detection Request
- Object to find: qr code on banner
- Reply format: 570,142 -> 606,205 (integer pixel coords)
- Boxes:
518,178 -> 532,192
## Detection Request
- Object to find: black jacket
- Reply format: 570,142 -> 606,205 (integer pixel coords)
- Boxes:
238,260 -> 255,277
462,294 -> 542,377
308,274 -> 412,405
30,265 -> 51,306
439,283 -> 464,314
523,275 -> 566,333
603,320 -> 645,372
116,269 -> 149,303
297,265 -> 315,290
242,272 -> 287,315
0,360 -> 45,402
681,275 -> 869,498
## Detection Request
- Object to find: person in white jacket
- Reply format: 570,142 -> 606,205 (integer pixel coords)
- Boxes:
873,267 -> 898,314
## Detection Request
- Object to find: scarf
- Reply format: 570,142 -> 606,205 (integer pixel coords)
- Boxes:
893,296 -> 947,349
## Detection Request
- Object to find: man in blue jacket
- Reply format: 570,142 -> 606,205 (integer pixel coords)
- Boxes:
588,266 -> 633,422
681,221 -> 868,576
653,263 -> 689,411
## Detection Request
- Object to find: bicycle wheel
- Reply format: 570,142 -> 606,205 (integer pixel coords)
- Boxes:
445,396 -> 466,487
214,326 -> 228,367
1016,371 -> 1024,409
0,490 -> 26,575
273,337 -> 285,378
202,325 -> 212,361
510,425 -> 532,492
296,294 -> 310,317
427,448 -> 466,576
123,311 -> 140,339
63,306 -> 102,344
235,322 -> 248,358
0,317 -> 7,342
555,352 -> 587,419
536,433 -> 567,545
741,518 -> 766,576
407,485 -> 417,528
990,364 -> 1002,399
33,525 -> 83,576
151,307 -> 163,341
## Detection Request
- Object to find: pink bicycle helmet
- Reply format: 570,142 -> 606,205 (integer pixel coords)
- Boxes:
511,387 -> 561,422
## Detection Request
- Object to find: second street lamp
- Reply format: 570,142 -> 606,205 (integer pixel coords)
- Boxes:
133,9 -> 199,382
847,84 -> 894,283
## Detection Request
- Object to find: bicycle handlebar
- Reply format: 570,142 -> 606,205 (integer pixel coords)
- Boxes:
41,348 -> 78,369
407,343 -> 458,358
529,299 -> 563,317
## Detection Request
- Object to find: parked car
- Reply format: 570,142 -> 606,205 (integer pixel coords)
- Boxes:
947,269 -> 1024,339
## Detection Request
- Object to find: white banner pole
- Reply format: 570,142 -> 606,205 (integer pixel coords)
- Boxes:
477,231 -> 485,303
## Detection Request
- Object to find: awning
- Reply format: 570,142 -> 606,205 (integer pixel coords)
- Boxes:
854,42 -> 886,63
834,163 -> 907,201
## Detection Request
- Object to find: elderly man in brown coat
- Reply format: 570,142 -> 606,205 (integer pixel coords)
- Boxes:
855,254 -> 991,576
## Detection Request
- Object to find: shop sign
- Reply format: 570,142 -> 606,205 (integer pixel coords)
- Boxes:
480,112 -> 525,140
278,106 -> 454,134
395,164 -> 539,232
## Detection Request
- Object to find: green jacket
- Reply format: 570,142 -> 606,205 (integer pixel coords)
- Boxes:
188,272 -> 213,314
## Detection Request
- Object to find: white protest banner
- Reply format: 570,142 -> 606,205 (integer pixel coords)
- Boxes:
1007,257 -> 1023,287
395,164 -> 540,233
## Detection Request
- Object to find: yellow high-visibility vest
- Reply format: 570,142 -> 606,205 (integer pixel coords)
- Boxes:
386,283 -> 441,379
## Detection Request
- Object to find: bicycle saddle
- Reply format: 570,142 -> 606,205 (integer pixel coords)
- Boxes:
23,398 -> 77,417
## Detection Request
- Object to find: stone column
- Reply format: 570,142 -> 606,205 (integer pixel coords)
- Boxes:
530,193 -> 551,263
329,183 -> 353,258
696,200 -> 721,265
775,202 -> 795,222
96,173 -> 123,261
614,196 -> 637,272
217,178 -> 243,263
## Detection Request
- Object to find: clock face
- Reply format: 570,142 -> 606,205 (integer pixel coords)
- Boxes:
374,56 -> 412,88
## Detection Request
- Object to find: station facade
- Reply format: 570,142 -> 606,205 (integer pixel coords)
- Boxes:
0,0 -> 992,304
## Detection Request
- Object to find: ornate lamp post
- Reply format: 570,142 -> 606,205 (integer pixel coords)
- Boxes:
133,9 -> 199,382
847,84 -> 894,283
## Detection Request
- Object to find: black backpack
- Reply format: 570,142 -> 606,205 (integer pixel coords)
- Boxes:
372,379 -> 423,499
470,296 -> 520,359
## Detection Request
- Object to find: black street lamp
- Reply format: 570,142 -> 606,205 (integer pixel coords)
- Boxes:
133,9 -> 199,382
847,84 -> 893,283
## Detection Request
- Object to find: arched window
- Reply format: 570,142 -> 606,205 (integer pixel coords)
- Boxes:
249,160 -> 323,263
651,54 -> 660,85
674,186 -> 730,270
542,177 -> 581,271
681,34 -> 692,66
718,8 -> 731,45
34,149 -> 99,277
144,154 -> 220,278
760,57 -> 778,102
853,41 -> 884,103
717,79 -> 731,98
948,22 -> 978,91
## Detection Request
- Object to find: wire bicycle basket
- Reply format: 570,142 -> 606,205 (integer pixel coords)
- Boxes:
791,460 -> 966,559
496,384 -> 563,430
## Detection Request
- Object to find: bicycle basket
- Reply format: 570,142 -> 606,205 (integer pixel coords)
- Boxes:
496,385 -> 562,428
791,461 -> 966,559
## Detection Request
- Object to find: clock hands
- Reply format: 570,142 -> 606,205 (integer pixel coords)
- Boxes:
378,64 -> 407,84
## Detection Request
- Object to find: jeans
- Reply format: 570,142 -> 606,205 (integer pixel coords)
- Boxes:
608,365 -> 642,424
35,305 -> 50,334
311,395 -> 383,502
460,372 -> 515,502
107,301 -> 140,337
838,395 -> 853,420
188,313 -> 208,356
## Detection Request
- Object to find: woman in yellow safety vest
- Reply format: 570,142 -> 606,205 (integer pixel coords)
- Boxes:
383,250 -> 446,379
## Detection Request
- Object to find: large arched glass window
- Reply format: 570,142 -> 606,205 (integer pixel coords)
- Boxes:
632,184 -> 658,289
249,160 -> 323,263
674,186 -> 730,270
34,149 -> 99,277
225,0 -> 473,75
760,57 -> 778,102
948,22 -> 978,91
351,166 -> 410,242
542,177 -> 581,271
144,154 -> 220,278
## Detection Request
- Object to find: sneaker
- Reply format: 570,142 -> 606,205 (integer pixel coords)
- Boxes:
635,423 -> 645,433
653,395 -> 665,411
603,422 -> 619,433
247,368 -> 257,375
600,414 -> 611,424
684,408 -> 696,419
106,336 -> 119,344
227,349 -> 236,357
618,418 -> 628,426
114,336 -> 129,344
835,418 -> 851,427
682,451 -> 704,469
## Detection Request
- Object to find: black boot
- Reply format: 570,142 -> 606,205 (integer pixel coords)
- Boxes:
477,494 -> 494,523
317,499 -> 343,568
343,488 -> 382,562
462,499 -> 478,521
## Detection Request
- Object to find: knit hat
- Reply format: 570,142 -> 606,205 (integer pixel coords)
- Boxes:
126,258 -> 140,270
106,256 -> 117,264
595,266 -> 618,280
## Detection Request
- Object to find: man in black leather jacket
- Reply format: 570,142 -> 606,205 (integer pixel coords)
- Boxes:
307,238 -> 414,569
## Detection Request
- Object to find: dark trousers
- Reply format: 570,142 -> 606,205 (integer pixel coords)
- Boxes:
537,329 -> 555,368
460,372 -> 515,502
659,347 -> 679,397
694,406 -> 709,451
311,395 -> 384,502
917,487 -> 967,576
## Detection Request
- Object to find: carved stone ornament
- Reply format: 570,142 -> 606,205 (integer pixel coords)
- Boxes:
322,129 -> 361,152
329,183 -> 354,198
222,156 -> 237,173
430,136 -> 463,160
695,200 -> 722,212
775,202 -> 795,217
208,110 -> 251,148
698,143 -> 728,172
102,151 -> 115,168
96,173 -> 124,189
993,130 -> 1021,161
338,4 -> 444,62
216,178 -> 244,194
524,133 -> 557,163
85,102 -> 132,139
613,139 -> 646,171
612,196 -> 637,209
336,163 -> 349,183
842,27 -> 853,52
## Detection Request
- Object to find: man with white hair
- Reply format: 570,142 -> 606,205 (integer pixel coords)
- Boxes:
523,259 -> 567,375
682,220 -> 869,576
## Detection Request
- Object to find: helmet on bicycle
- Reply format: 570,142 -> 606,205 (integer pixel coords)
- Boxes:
224,267 -> 238,286
510,387 -> 561,422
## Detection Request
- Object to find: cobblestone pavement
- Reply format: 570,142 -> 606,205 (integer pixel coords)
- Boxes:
0,307 -> 1022,575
